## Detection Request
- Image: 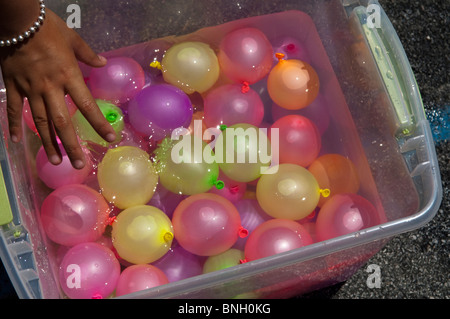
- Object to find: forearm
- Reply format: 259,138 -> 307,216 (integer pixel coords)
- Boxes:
0,0 -> 41,39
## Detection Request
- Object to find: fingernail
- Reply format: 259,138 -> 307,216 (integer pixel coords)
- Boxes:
106,133 -> 116,142
49,155 -> 62,165
98,55 -> 107,64
11,135 -> 19,143
73,159 -> 85,170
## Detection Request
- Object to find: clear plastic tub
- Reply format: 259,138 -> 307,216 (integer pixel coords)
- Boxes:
0,0 -> 442,299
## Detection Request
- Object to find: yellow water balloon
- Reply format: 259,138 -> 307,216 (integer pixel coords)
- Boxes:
256,163 -> 326,220
215,123 -> 272,183
112,205 -> 173,264
160,41 -> 220,94
154,136 -> 221,195
98,146 -> 158,209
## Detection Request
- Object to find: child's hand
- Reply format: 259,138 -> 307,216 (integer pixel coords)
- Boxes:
0,9 -> 116,169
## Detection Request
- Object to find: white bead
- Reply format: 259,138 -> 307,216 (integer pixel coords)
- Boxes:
0,0 -> 45,47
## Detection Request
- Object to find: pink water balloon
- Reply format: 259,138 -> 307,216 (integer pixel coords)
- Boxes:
88,57 -> 145,104
36,140 -> 93,189
270,115 -> 321,167
41,184 -> 110,246
203,84 -> 264,128
172,193 -> 245,256
152,242 -> 204,282
148,184 -> 186,219
115,264 -> 169,297
58,242 -> 120,299
218,27 -> 273,84
244,219 -> 313,262
271,94 -> 330,135
315,194 -> 380,242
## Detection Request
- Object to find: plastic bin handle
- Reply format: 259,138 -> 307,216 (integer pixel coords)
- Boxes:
352,4 -> 417,137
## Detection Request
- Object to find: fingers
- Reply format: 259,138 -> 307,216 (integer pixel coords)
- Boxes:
27,95 -> 62,165
70,31 -> 107,68
43,91 -> 86,169
5,80 -> 24,143
51,8 -> 107,68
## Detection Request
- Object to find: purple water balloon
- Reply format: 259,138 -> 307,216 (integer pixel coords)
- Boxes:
58,242 -> 120,299
233,199 -> 272,250
115,264 -> 169,297
244,219 -> 313,262
41,184 -> 110,246
272,37 -> 311,64
152,242 -> 204,282
203,84 -> 264,128
128,84 -> 193,141
148,184 -> 186,219
89,57 -> 145,104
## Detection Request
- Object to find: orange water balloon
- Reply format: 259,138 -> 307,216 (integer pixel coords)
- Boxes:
267,53 -> 320,110
308,154 -> 360,207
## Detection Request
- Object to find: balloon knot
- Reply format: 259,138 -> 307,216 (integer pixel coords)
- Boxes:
275,52 -> 286,63
219,124 -> 227,131
238,226 -> 249,238
105,111 -> 118,124
319,188 -> 330,198
163,231 -> 174,243
241,81 -> 250,93
107,216 -> 117,226
150,60 -> 162,70
213,180 -> 225,190
239,258 -> 248,264
92,294 -> 103,299
286,43 -> 296,52
229,185 -> 240,194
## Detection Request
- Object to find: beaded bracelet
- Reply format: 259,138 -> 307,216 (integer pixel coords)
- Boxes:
0,0 -> 46,47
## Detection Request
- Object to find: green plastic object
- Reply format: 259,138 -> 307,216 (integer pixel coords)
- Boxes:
0,167 -> 13,226
354,6 -> 416,137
